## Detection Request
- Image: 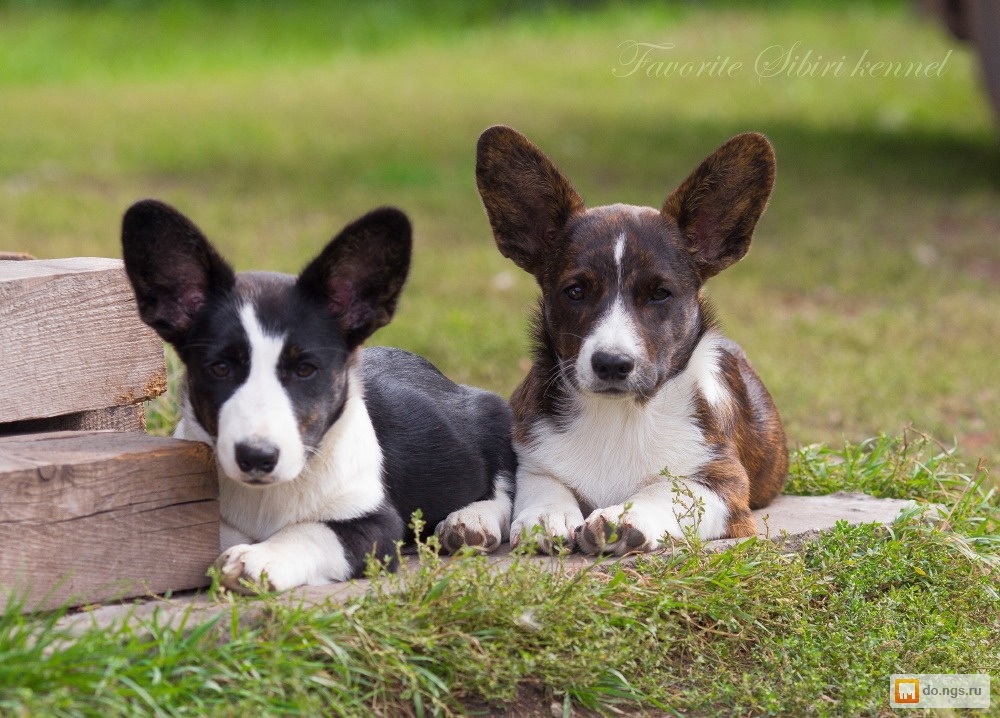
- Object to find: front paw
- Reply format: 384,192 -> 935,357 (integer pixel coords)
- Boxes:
215,543 -> 289,593
510,508 -> 583,554
577,506 -> 655,556
435,508 -> 502,554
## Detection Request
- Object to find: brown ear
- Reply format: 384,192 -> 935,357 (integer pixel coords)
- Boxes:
475,125 -> 585,277
662,133 -> 775,282
296,207 -> 411,349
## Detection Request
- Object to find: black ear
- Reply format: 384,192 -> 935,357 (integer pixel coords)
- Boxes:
475,125 -> 585,277
121,199 -> 235,347
296,207 -> 411,349
662,133 -> 775,282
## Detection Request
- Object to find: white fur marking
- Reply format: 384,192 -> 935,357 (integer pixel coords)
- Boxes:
516,332 -> 733,542
689,332 -> 729,409
582,479 -> 731,550
436,472 -> 514,550
216,305 -> 305,483
613,232 -> 626,284
574,297 -> 643,389
173,391 -> 212,445
217,522 -> 352,590
510,468 -> 584,550
218,367 -> 385,545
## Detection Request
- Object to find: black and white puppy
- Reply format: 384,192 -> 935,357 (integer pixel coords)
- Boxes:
476,126 -> 787,555
122,200 -> 515,590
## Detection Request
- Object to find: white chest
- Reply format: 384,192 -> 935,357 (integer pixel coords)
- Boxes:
518,336 -> 728,511
180,385 -> 385,542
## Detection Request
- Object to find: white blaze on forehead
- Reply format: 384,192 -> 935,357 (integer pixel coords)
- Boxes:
613,232 -> 626,284
573,232 -> 649,389
216,303 -> 307,483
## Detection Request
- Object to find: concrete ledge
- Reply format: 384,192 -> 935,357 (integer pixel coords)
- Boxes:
753,491 -> 919,535
55,492 -> 930,635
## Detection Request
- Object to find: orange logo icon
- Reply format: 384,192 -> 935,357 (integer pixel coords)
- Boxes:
895,678 -> 920,704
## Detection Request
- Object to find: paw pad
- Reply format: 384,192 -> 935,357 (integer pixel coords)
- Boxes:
578,514 -> 650,555
438,522 -> 500,554
621,524 -> 649,549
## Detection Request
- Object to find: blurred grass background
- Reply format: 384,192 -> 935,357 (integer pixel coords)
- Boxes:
2,0 -> 998,467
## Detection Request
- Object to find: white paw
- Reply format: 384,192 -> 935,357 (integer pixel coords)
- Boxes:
510,507 -> 584,554
215,543 -> 297,593
436,507 -> 503,553
577,504 -> 676,556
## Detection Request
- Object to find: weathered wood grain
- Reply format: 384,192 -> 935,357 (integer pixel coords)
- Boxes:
0,431 -> 218,611
0,258 -> 166,424
0,404 -> 147,435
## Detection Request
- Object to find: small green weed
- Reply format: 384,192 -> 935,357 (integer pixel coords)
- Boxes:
2,1 -> 998,714
789,428 -> 999,544
2,432 -> 997,716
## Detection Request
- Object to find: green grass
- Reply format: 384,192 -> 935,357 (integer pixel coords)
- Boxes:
1,433 -> 997,716
2,0 -> 997,466
2,0 -> 999,714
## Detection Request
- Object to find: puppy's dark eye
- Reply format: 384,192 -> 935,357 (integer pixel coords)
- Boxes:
208,361 -> 231,379
650,287 -> 671,303
294,362 -> 318,379
564,284 -> 585,302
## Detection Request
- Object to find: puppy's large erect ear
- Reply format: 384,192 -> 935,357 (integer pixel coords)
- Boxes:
662,133 -> 775,282
297,207 -> 411,349
121,199 -> 236,347
475,125 -> 585,277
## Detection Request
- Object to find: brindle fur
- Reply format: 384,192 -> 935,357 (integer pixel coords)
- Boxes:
477,126 -> 787,544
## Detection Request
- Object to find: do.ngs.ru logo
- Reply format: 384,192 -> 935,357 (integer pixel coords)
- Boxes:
891,674 -> 990,709
894,677 -> 919,704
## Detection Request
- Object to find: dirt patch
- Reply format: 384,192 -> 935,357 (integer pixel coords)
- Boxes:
461,682 -> 607,718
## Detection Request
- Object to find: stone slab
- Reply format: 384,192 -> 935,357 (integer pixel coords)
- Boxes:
754,491 -> 917,535
54,491 -> 927,636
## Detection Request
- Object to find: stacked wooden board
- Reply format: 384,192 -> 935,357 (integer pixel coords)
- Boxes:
0,257 -> 218,611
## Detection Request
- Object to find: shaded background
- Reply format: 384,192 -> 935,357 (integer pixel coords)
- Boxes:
2,0 -> 998,467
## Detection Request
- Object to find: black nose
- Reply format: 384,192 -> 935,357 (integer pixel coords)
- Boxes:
235,442 -> 280,475
591,351 -> 635,382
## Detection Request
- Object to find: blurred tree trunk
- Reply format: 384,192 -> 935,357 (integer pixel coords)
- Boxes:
922,0 -> 1000,129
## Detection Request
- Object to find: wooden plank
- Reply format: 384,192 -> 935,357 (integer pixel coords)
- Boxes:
0,258 -> 166,424
0,404 -> 147,435
0,431 -> 218,611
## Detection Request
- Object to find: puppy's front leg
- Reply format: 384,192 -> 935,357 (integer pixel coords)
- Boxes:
510,470 -> 584,553
436,471 -> 514,553
219,519 -> 252,552
216,522 -> 352,592
577,474 -> 752,555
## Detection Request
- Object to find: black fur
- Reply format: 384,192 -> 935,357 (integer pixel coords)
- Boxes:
325,503 -> 404,574
122,199 -> 516,584
362,346 -> 516,541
